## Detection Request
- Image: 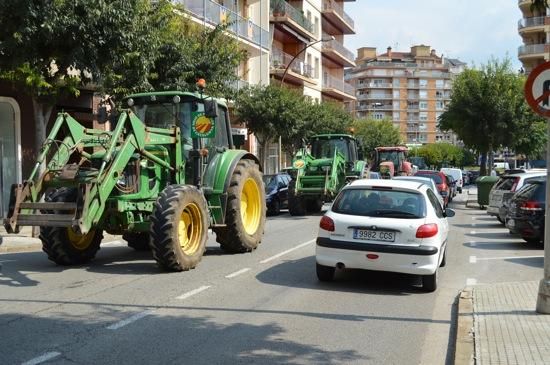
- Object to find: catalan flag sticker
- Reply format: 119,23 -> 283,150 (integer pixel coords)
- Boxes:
191,112 -> 215,138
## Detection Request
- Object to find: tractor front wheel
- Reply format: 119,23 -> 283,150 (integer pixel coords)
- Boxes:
288,180 -> 306,216
149,185 -> 208,271
214,160 -> 266,253
40,188 -> 103,265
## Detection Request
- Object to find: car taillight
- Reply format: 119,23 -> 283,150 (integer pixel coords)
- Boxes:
416,223 -> 438,238
520,201 -> 543,211
510,177 -> 520,192
319,216 -> 335,232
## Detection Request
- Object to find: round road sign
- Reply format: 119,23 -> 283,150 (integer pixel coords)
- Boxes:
525,62 -> 550,117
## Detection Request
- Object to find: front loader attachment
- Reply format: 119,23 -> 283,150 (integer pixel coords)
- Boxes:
3,111 -> 180,235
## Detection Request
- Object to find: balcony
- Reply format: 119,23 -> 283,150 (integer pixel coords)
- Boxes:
518,16 -> 546,31
270,1 -> 315,41
321,0 -> 355,34
270,48 -> 316,85
177,0 -> 270,50
356,82 -> 392,89
358,94 -> 393,100
518,43 -> 550,59
322,74 -> 356,100
321,33 -> 356,67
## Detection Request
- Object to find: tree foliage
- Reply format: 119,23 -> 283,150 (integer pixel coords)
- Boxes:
412,143 -> 464,169
438,58 -> 543,174
350,118 -> 401,158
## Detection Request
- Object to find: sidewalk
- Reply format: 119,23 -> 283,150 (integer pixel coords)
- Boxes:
456,281 -> 550,364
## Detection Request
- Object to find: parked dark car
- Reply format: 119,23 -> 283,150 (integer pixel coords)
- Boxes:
263,173 -> 291,215
506,179 -> 546,244
443,173 -> 457,200
414,170 -> 450,207
498,177 -> 545,225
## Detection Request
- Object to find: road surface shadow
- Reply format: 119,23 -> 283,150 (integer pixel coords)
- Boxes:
0,312 -> 367,365
453,223 -> 503,229
465,231 -> 514,240
256,255 -> 434,296
462,241 -> 541,251
504,256 -> 543,268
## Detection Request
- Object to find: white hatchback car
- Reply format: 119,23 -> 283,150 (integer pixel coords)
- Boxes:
316,179 -> 454,292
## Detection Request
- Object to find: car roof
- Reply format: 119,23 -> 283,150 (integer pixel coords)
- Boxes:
347,178 -> 428,191
505,171 -> 546,179
393,176 -> 434,184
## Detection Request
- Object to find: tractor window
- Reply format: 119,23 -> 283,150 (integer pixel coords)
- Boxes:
133,103 -> 177,129
311,138 -> 350,160
202,105 -> 229,149
378,151 -> 400,169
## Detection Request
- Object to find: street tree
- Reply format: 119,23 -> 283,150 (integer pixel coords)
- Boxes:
234,85 -> 305,167
415,143 -> 464,169
438,58 -> 525,175
351,118 -> 401,159
0,0 -> 166,159
282,101 -> 353,155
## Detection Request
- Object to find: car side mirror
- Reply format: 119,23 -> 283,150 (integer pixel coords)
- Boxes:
204,98 -> 218,118
444,208 -> 455,218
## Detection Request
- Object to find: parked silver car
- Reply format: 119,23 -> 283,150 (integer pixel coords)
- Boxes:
487,171 -> 546,223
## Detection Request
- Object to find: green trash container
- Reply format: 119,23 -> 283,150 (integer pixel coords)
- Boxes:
476,176 -> 500,208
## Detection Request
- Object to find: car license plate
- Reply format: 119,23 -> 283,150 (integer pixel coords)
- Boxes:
354,229 -> 395,242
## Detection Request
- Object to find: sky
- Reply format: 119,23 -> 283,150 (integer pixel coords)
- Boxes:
344,0 -> 523,70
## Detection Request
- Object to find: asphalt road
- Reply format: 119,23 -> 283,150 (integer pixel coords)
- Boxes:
0,187 -> 544,365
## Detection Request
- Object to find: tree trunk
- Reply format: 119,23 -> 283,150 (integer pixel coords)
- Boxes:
32,99 -> 53,175
479,152 -> 487,176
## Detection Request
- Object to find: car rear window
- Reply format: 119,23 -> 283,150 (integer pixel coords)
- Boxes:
416,173 -> 443,184
496,177 -> 517,191
532,182 -> 546,202
332,187 -> 426,218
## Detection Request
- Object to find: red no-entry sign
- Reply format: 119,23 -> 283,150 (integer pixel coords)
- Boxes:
525,62 -> 550,117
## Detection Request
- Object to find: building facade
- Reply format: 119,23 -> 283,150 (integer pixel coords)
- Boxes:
518,0 -> 550,74
345,45 -> 464,145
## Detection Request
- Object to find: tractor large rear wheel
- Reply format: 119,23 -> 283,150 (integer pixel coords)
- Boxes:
40,188 -> 103,265
149,185 -> 208,271
214,160 -> 266,253
288,180 -> 306,216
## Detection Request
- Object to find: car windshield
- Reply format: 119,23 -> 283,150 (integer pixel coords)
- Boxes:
416,172 -> 443,184
262,175 -> 278,191
332,187 -> 426,218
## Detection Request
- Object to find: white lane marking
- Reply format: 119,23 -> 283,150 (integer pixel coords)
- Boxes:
466,278 -> 477,286
470,231 -> 477,235
476,255 -> 544,261
0,259 -> 17,264
469,256 -> 477,264
225,268 -> 251,278
260,239 -> 315,264
468,241 -> 477,247
107,310 -> 153,330
22,351 -> 61,365
176,285 -> 212,300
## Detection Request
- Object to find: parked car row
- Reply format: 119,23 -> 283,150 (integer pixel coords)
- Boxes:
485,170 -> 547,244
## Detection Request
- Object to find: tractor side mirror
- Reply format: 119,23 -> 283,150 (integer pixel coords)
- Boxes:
204,99 -> 219,118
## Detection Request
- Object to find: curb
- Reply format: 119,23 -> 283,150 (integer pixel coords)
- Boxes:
454,287 -> 475,365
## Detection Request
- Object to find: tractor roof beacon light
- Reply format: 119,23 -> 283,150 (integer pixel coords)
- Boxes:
196,78 -> 206,92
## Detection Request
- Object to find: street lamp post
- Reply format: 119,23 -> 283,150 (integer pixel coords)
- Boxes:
280,36 -> 335,85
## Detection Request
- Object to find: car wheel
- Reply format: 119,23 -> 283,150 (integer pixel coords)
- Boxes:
270,200 -> 281,216
316,263 -> 335,282
422,269 -> 438,292
523,237 -> 542,244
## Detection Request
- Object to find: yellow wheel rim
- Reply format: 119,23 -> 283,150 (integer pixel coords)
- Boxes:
241,177 -> 261,235
66,228 -> 95,250
178,203 -> 203,255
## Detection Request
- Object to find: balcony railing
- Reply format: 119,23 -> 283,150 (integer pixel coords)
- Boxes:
518,16 -> 546,29
321,35 -> 355,62
177,0 -> 270,49
518,44 -> 549,55
323,74 -> 355,95
322,0 -> 355,29
271,48 -> 316,79
270,1 -> 314,33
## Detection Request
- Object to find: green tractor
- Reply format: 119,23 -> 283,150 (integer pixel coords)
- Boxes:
3,90 -> 266,271
288,134 -> 367,216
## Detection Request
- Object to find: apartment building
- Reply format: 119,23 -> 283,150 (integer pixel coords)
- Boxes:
269,0 -> 356,103
345,45 -> 465,145
518,0 -> 550,73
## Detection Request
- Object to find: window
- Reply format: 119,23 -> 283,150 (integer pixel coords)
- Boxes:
393,101 -> 400,109
436,91 -> 443,99
436,101 -> 445,110
419,79 -> 428,88
373,113 -> 384,120
420,112 -> 428,121
393,90 -> 400,98
435,80 -> 444,89
314,16 -> 319,37
314,57 -> 319,78
427,189 -> 445,218
419,101 -> 428,110
393,112 -> 400,120
419,90 -> 427,99
393,78 -> 401,86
